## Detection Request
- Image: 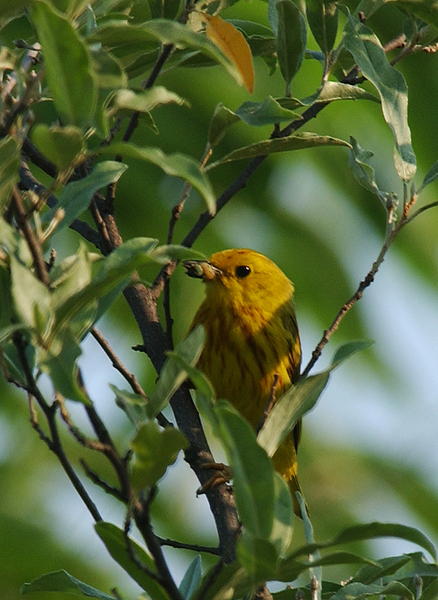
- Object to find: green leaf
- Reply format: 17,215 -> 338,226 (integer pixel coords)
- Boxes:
276,79 -> 379,111
277,551 -> 378,584
111,385 -> 148,426
290,522 -> 437,562
148,245 -> 206,264
270,473 -> 294,555
206,132 -> 350,169
391,551 -> 438,591
329,579 -> 413,599
396,1 -> 438,28
0,136 -> 20,212
330,339 -> 373,366
343,15 -> 416,181
130,420 -> 188,490
248,36 -> 277,75
166,354 -> 215,400
418,157 -> 438,193
99,142 -> 216,215
237,533 -> 279,582
148,325 -> 206,418
179,555 -> 202,599
49,160 -> 128,234
354,0 -> 388,19
148,0 -> 181,20
50,238 -> 158,341
195,561 -> 251,600
90,47 -> 127,89
258,340 -> 372,458
257,372 -> 329,458
31,1 -> 97,128
111,86 -> 188,115
208,103 -> 240,148
89,20 -> 244,88
235,96 -> 302,126
306,0 -> 339,56
348,136 -> 397,208
228,19 -> 275,38
0,216 -> 19,253
50,245 -> 95,309
10,255 -> 52,336
0,337 -> 35,385
0,0 -> 31,26
215,401 -> 275,540
355,0 -> 438,27
350,554 -> 411,585
31,125 -> 86,171
301,80 -> 380,104
38,333 -> 89,403
275,0 -> 307,92
419,577 -> 438,600
20,569 -> 114,598
95,522 -> 170,600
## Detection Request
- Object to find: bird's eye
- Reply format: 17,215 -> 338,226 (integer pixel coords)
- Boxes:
235,265 -> 251,278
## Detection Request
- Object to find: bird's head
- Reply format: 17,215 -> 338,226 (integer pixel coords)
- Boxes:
184,249 -> 295,314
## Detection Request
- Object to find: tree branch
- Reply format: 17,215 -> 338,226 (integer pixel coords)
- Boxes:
13,332 -> 102,522
19,162 -> 102,248
131,492 -> 185,600
300,187 -> 436,377
157,536 -> 220,555
90,327 -> 173,429
11,187 -> 50,286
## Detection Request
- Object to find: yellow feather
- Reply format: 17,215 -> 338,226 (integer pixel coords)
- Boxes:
185,248 -> 303,516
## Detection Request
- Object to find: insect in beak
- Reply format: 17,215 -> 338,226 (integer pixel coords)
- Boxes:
183,260 -> 222,281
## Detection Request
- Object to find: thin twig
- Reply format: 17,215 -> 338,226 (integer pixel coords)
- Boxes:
88,197 -> 112,253
406,200 -> 438,223
57,394 -> 109,452
177,30 -> 421,252
163,146 -> 213,346
0,69 -> 44,136
91,328 -> 147,397
14,332 -> 102,522
131,494 -> 185,600
19,162 -> 102,248
22,137 -> 58,178
81,459 -> 126,501
194,555 -> 227,600
157,536 -> 220,555
90,328 -> 172,429
123,44 -> 175,145
123,512 -> 162,582
301,190 -> 428,377
12,187 -> 50,286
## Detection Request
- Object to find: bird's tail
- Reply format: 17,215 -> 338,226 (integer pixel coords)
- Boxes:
288,474 -> 309,518
272,434 -> 308,518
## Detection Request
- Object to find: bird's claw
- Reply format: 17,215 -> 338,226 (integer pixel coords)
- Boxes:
196,462 -> 233,496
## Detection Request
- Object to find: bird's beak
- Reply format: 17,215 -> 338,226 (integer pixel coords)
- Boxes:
183,260 -> 222,281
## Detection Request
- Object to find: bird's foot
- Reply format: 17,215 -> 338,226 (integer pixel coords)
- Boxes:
196,462 -> 233,495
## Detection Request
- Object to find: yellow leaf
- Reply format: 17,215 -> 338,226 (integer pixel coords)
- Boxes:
200,13 -> 254,94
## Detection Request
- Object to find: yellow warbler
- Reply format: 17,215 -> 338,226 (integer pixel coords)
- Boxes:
184,248 -> 303,516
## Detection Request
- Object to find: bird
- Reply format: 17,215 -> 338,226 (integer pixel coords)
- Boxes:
184,248 -> 303,516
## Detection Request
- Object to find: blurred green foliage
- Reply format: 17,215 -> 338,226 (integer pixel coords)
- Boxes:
1,0 -> 438,598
